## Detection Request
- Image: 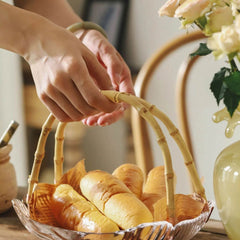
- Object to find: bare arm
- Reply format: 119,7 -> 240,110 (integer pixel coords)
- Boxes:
7,0 -> 134,126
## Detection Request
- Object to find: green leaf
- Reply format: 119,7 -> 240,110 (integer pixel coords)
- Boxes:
224,71 -> 240,95
210,67 -> 230,105
190,43 -> 212,57
195,15 -> 207,30
223,89 -> 240,116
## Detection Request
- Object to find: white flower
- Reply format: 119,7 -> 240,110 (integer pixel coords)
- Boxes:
231,0 -> 240,16
204,6 -> 234,35
158,0 -> 187,17
207,24 -> 240,58
174,0 -> 212,24
235,14 -> 240,35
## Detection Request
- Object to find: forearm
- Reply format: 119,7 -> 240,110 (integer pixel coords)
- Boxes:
14,0 -> 82,28
0,1 -> 50,56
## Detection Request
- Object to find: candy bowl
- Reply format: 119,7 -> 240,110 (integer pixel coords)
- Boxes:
13,91 -> 213,240
12,199 -> 213,240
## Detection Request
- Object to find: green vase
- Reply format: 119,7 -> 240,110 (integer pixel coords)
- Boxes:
213,140 -> 240,240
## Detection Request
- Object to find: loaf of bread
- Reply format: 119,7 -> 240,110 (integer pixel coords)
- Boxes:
112,163 -> 144,198
141,166 -> 166,214
143,165 -> 166,195
153,194 -> 207,223
80,170 -> 153,230
52,184 -> 120,233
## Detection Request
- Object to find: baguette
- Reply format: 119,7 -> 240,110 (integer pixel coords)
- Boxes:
80,170 -> 153,230
112,163 -> 144,198
52,184 -> 120,233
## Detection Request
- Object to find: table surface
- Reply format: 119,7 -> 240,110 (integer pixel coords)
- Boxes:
0,188 -> 229,240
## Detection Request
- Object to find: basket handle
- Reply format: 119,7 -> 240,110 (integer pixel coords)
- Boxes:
137,97 -> 206,198
27,113 -> 56,203
54,122 -> 67,183
27,90 -> 206,225
102,90 -> 206,200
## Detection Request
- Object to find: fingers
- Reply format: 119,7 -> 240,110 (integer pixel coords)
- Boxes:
82,104 -> 125,127
96,39 -> 135,95
68,55 -> 117,113
39,93 -> 72,122
50,71 -> 98,117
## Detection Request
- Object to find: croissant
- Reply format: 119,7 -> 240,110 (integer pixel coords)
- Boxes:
52,184 -> 120,233
112,163 -> 144,198
80,170 -> 153,230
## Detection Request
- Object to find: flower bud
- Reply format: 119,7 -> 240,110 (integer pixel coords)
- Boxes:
204,6 -> 233,35
175,0 -> 212,24
158,0 -> 186,17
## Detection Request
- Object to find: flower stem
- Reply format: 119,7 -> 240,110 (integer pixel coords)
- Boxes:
228,57 -> 239,72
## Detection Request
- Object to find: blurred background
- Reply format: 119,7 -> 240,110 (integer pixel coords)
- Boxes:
1,0 -> 239,220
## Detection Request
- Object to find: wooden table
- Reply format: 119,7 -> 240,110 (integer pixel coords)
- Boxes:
0,188 -> 229,240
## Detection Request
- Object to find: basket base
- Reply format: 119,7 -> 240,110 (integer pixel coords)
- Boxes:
12,199 -> 214,240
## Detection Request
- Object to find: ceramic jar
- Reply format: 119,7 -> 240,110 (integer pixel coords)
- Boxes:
0,144 -> 17,213
213,140 -> 240,240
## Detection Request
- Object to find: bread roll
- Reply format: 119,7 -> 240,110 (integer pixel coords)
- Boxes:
80,170 -> 153,230
52,184 -> 119,233
153,194 -> 207,224
141,166 -> 166,214
143,166 -> 166,195
112,163 -> 144,198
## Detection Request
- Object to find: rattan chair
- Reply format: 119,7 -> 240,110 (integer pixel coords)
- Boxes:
131,30 -> 206,176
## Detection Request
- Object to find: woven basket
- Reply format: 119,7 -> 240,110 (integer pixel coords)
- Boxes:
13,90 -> 213,240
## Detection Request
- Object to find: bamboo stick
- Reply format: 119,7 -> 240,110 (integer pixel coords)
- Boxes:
137,98 -> 206,199
27,113 -> 55,203
54,122 -> 67,184
102,90 -> 176,223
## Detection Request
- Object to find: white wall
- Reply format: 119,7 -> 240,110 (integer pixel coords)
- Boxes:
0,49 -> 28,187
0,0 -> 28,187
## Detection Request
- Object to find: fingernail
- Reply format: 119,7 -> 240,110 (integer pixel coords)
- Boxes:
120,106 -> 126,111
100,122 -> 110,127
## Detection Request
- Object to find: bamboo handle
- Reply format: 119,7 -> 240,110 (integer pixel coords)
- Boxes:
27,113 -> 55,203
54,122 -> 67,183
102,90 -> 176,223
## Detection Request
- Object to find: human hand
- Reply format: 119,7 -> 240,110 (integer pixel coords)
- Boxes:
24,19 -> 121,123
74,29 -> 135,126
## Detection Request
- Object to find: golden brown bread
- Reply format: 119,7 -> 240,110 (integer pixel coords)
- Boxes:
141,166 -> 166,214
80,170 -> 153,229
112,163 -> 144,198
143,165 -> 166,195
153,194 -> 207,224
52,184 -> 120,233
